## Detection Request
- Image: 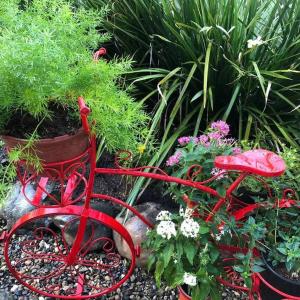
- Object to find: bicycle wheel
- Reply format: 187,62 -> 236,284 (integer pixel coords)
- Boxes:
4,206 -> 136,299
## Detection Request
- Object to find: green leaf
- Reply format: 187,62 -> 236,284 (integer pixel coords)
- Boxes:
277,247 -> 287,255
147,254 -> 156,272
163,243 -> 174,268
203,42 -> 212,108
184,242 -> 197,265
170,272 -> 184,288
209,247 -> 220,263
286,260 -> 294,272
234,253 -> 245,260
252,61 -> 266,95
251,265 -> 265,273
198,281 -> 211,300
233,265 -> 244,273
192,285 -> 200,300
199,225 -> 210,235
154,259 -> 164,287
177,240 -> 184,261
190,90 -> 203,102
210,285 -> 221,300
222,84 -> 240,121
216,186 -> 226,197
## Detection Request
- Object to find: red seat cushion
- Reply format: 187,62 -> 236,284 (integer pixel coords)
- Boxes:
214,149 -> 286,177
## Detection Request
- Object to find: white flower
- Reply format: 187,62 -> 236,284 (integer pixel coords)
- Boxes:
180,218 -> 200,238
211,167 -> 227,180
156,210 -> 172,221
156,221 -> 176,239
247,36 -> 264,49
215,229 -> 225,241
179,206 -> 194,218
183,273 -> 197,287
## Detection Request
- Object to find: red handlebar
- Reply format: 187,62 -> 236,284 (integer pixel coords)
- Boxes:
93,47 -> 107,61
77,97 -> 91,134
78,97 -> 91,115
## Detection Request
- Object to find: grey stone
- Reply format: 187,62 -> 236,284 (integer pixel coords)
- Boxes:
0,181 -> 53,230
113,202 -> 162,267
53,200 -> 117,251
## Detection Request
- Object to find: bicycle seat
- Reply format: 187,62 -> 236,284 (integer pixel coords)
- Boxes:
214,149 -> 286,177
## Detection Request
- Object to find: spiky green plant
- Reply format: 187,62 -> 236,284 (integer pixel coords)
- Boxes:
79,0 -> 300,149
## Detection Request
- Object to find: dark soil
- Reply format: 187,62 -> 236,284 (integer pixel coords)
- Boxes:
277,265 -> 300,282
3,104 -> 81,139
95,151 -> 179,212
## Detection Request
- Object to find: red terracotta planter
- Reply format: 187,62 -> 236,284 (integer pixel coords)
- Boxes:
178,286 -> 191,300
1,127 -> 89,164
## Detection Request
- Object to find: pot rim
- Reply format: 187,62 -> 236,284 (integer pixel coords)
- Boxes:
178,285 -> 191,299
0,127 -> 87,144
261,251 -> 300,286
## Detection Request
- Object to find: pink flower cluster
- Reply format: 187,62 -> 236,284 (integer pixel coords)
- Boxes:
167,121 -> 240,167
198,134 -> 210,147
166,151 -> 182,166
210,120 -> 230,136
178,136 -> 192,146
178,136 -> 199,146
232,147 -> 242,155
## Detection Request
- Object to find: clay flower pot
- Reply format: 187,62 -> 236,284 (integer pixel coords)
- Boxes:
1,127 -> 89,164
178,286 -> 191,300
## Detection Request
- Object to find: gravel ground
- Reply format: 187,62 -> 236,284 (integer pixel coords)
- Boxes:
0,216 -> 250,300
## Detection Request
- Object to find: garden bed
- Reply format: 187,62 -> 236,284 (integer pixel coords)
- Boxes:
0,216 -> 249,300
0,148 -> 251,300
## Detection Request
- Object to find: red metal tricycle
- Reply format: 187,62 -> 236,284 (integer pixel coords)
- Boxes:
1,97 -> 298,299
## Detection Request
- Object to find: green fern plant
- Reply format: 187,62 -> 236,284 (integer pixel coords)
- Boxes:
0,134 -> 42,206
0,0 -> 148,152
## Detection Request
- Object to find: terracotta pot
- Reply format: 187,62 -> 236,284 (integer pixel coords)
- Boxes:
178,286 -> 191,300
1,127 -> 89,164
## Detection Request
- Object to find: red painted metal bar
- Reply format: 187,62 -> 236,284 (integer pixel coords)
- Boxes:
62,174 -> 78,206
31,177 -> 49,206
75,273 -> 84,296
0,231 -> 8,242
205,197 -> 226,222
65,209 -> 89,266
226,173 -> 248,198
95,167 -> 221,199
93,47 -> 107,61
78,97 -> 91,135
256,273 -> 300,300
205,174 -> 248,222
4,205 -> 137,299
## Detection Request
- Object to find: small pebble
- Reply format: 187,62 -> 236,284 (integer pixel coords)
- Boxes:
10,285 -> 18,292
